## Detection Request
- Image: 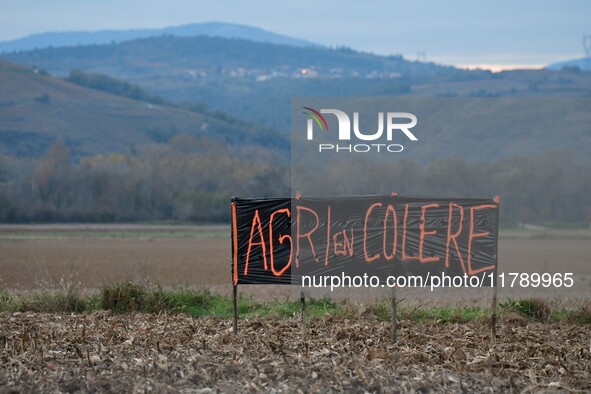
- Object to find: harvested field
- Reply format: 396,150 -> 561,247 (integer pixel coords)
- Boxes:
0,312 -> 589,392
1,225 -> 590,392
0,225 -> 590,303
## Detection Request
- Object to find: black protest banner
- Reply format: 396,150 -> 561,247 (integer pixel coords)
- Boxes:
231,195 -> 499,286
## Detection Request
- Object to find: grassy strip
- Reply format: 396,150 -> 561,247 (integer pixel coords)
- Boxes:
0,282 -> 341,319
0,282 -> 590,324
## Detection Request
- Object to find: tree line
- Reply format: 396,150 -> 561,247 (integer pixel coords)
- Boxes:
0,136 -> 288,222
0,139 -> 588,225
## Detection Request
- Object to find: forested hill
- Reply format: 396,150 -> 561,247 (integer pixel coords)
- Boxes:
4,34 -> 591,134
0,34 -> 451,79
0,61 -> 287,158
0,34 -> 460,129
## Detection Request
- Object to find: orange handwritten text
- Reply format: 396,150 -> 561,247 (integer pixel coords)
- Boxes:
269,208 -> 292,276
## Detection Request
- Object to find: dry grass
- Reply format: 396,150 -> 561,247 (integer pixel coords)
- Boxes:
499,298 -> 553,322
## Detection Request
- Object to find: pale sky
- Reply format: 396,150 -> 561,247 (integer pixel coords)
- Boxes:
1,0 -> 589,68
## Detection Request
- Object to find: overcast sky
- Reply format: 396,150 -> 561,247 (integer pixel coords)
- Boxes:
1,0 -> 589,68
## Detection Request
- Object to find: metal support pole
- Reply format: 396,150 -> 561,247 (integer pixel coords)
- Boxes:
491,284 -> 498,344
391,286 -> 397,343
233,284 -> 238,335
491,195 -> 500,344
300,290 -> 306,338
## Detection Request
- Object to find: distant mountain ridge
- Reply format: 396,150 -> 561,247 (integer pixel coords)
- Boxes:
546,56 -> 591,71
0,22 -> 320,53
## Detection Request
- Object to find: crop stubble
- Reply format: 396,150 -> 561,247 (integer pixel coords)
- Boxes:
0,312 -> 589,392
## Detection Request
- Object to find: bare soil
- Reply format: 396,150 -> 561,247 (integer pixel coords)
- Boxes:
1,224 -> 590,303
